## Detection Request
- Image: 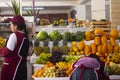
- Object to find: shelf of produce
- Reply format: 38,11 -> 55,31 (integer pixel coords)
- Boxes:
35,26 -> 89,33
32,75 -> 120,80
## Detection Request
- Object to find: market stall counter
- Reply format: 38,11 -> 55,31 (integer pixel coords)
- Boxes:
32,75 -> 120,80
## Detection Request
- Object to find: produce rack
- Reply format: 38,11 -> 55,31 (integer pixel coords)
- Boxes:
32,26 -> 120,80
35,26 -> 89,34
89,21 -> 111,33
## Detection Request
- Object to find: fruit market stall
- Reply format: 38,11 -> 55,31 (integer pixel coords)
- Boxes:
31,26 -> 120,80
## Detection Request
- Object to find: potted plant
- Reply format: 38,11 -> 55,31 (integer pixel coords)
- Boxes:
6,0 -> 20,15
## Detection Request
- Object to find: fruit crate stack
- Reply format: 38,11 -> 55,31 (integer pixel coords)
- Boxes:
89,21 -> 111,33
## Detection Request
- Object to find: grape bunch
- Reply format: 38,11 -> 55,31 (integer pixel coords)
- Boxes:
50,50 -> 63,64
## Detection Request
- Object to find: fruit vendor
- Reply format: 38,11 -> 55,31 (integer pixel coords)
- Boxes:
70,54 -> 110,80
0,15 -> 29,80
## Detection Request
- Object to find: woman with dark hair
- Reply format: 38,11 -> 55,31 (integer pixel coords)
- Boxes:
0,15 -> 29,80
70,54 -> 110,80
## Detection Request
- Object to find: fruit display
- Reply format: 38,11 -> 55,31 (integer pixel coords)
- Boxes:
33,61 -> 69,78
33,54 -> 83,78
32,27 -> 120,78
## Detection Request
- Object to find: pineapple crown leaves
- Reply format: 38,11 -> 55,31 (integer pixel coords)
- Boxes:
25,9 -> 40,17
43,39 -> 49,46
6,0 -> 20,15
34,39 -> 40,46
53,39 -> 59,46
26,10 -> 33,16
62,39 -> 67,45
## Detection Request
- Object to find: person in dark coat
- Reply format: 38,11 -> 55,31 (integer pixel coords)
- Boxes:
70,54 -> 110,80
0,15 -> 29,80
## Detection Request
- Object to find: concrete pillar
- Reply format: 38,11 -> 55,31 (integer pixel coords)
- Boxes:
76,5 -> 86,20
91,0 -> 105,20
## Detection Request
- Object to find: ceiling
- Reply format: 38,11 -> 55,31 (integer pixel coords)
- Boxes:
0,0 -> 79,15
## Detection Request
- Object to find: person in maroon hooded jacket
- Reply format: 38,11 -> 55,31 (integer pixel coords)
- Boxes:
70,54 -> 110,80
0,15 -> 29,80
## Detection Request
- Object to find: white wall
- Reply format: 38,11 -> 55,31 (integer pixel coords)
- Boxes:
76,5 -> 86,20
91,0 -> 105,20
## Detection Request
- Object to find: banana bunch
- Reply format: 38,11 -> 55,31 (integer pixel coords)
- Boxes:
111,53 -> 120,63
0,36 -> 6,47
56,62 -> 68,69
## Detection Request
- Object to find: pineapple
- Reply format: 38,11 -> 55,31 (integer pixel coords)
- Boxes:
34,39 -> 39,46
43,39 -> 50,53
52,39 -> 60,52
34,39 -> 43,56
61,40 -> 70,55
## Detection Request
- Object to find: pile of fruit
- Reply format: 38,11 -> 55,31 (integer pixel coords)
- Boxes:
69,29 -> 120,60
39,19 -> 50,26
53,19 -> 66,26
34,28 -> 120,58
36,30 -> 85,42
35,52 -> 52,64
33,51 -> 80,78
32,61 -> 73,78
0,36 -> 6,47
107,53 -> 120,75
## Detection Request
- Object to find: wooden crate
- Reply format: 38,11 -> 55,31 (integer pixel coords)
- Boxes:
90,22 -> 111,33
